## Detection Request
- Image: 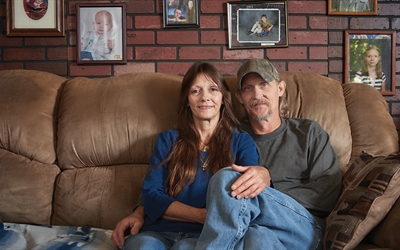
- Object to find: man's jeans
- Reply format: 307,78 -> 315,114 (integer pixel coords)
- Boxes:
194,167 -> 323,250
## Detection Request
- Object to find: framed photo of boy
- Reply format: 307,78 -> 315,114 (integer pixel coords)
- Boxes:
227,0 -> 288,49
6,0 -> 64,36
328,0 -> 377,15
163,0 -> 199,28
344,30 -> 396,96
76,3 -> 126,65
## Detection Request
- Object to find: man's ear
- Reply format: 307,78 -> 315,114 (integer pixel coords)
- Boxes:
278,81 -> 286,97
235,91 -> 244,104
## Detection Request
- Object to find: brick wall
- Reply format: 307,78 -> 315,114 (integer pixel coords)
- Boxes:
0,0 -> 399,132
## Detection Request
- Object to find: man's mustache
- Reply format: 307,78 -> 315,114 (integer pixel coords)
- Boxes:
250,99 -> 268,107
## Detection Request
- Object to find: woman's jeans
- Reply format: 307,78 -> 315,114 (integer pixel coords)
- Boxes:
194,167 -> 323,250
124,167 -> 323,250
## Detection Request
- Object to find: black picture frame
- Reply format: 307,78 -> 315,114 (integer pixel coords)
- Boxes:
163,0 -> 199,28
344,30 -> 396,96
227,0 -> 288,49
76,3 -> 126,65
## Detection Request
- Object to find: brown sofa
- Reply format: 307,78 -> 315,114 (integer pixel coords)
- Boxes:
0,69 -> 399,249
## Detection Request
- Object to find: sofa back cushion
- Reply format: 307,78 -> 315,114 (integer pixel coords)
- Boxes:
54,72 -> 183,228
0,70 -> 64,225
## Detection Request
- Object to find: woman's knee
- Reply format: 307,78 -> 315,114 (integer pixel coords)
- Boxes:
123,232 -> 171,250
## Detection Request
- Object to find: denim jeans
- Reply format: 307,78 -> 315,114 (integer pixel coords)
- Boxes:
194,167 -> 323,250
123,231 -> 200,250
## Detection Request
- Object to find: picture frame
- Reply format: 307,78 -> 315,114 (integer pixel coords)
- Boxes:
344,30 -> 396,96
328,0 -> 378,15
227,0 -> 288,49
76,3 -> 126,65
163,0 -> 199,28
6,0 -> 64,36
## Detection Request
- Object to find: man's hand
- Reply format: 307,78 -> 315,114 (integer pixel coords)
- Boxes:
230,164 -> 271,199
111,206 -> 144,249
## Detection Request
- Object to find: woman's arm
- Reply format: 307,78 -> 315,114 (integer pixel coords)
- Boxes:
163,201 -> 206,224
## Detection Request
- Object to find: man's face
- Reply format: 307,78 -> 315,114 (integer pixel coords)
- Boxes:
261,16 -> 267,22
236,73 -> 285,122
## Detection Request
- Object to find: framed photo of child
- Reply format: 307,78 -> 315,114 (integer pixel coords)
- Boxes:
227,0 -> 288,49
344,30 -> 396,96
76,3 -> 126,65
6,0 -> 64,36
328,0 -> 378,15
163,0 -> 199,28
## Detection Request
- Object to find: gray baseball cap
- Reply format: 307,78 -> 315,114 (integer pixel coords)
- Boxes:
237,58 -> 280,89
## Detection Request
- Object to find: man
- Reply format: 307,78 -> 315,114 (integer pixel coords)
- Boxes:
111,59 -> 342,249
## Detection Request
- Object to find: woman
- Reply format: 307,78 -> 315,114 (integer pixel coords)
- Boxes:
115,62 -> 259,249
354,45 -> 386,91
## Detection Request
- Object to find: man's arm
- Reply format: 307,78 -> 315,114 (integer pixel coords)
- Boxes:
230,164 -> 271,199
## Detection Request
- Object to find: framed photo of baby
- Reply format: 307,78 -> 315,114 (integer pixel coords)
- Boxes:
344,30 -> 396,96
163,0 -> 199,28
76,3 -> 126,65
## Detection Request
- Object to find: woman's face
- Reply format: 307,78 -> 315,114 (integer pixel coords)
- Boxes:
187,73 -> 223,125
365,48 -> 381,67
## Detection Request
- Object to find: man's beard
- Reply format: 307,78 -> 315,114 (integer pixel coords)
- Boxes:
249,99 -> 272,121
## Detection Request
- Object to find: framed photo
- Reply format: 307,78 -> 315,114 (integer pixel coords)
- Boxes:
6,0 -> 64,36
344,30 -> 396,96
227,0 -> 288,49
328,0 -> 377,15
76,3 -> 126,65
163,0 -> 199,28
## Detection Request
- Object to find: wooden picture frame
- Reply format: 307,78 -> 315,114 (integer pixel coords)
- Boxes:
163,0 -> 199,28
328,0 -> 378,15
344,30 -> 396,96
76,3 -> 126,65
227,0 -> 288,49
6,0 -> 64,36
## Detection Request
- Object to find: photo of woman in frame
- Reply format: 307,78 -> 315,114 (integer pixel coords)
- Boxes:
77,6 -> 124,63
347,34 -> 392,92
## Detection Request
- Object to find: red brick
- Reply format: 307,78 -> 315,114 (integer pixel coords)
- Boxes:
396,46 -> 400,59
126,16 -> 133,30
266,47 -> 307,60
288,16 -> 307,29
3,48 -> 45,61
378,3 -> 400,16
114,63 -> 155,75
69,31 -> 77,46
157,62 -> 195,75
201,31 -> 227,44
309,16 -> 327,30
211,61 -> 242,76
329,31 -> 343,44
135,16 -> 163,29
200,16 -> 221,29
288,62 -> 328,75
273,61 -> 288,72
47,48 -> 68,60
0,35 -> 22,47
179,46 -> 220,60
0,64 -> 24,71
391,102 -> 400,115
25,37 -> 67,46
310,46 -> 328,60
26,62 -> 67,76
350,18 -> 389,29
126,1 -> 155,13
67,16 -> 76,31
393,18 -> 400,30
288,1 -> 326,14
328,46 -> 343,58
223,48 -> 264,60
135,47 -> 176,60
126,46 -> 134,61
68,47 -> 77,61
201,1 -> 226,14
327,73 -> 343,83
328,17 -> 348,30
157,31 -> 198,44
329,60 -> 342,73
127,31 -> 155,45
290,31 -> 328,45
70,64 -> 112,77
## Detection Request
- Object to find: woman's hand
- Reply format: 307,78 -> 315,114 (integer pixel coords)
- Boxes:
111,206 -> 145,249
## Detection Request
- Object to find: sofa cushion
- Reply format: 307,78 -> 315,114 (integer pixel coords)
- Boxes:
324,153 -> 400,250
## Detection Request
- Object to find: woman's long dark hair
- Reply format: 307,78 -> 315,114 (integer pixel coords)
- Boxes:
162,62 -> 239,197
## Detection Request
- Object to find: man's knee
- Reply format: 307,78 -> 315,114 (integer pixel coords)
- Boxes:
209,167 -> 241,192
